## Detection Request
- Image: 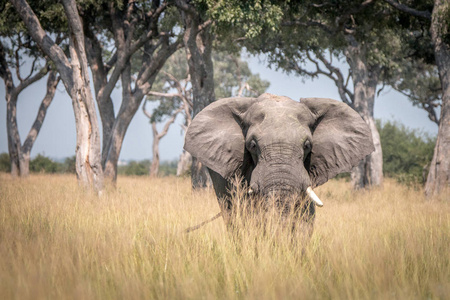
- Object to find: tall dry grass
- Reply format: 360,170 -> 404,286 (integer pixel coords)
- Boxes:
0,173 -> 448,299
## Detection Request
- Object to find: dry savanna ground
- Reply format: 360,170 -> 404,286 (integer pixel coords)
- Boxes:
0,173 -> 449,300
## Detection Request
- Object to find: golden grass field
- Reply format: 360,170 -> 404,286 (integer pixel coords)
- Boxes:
0,173 -> 449,300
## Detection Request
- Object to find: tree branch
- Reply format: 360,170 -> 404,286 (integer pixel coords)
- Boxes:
22,70 -> 60,153
383,0 -> 431,19
158,107 -> 183,139
9,0 -> 73,88
148,91 -> 180,98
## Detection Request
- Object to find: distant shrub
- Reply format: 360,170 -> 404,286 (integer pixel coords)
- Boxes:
0,153 -> 11,172
159,160 -> 178,176
117,159 -> 178,176
118,160 -> 151,176
377,120 -> 435,186
30,154 -> 59,173
61,156 -> 76,174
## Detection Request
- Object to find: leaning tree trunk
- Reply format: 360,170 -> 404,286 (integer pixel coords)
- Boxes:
19,70 -> 60,177
179,6 -> 215,188
426,0 -> 450,196
346,42 -> 383,189
103,98 -> 138,181
150,122 -> 160,177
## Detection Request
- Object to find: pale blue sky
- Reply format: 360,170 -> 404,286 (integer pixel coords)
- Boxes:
0,54 -> 438,162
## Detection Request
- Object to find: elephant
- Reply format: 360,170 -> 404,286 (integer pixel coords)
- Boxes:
184,93 -> 374,235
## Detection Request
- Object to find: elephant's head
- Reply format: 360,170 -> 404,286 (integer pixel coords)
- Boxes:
185,93 -> 374,215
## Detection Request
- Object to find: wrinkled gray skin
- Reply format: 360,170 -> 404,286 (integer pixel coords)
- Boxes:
185,93 -> 374,234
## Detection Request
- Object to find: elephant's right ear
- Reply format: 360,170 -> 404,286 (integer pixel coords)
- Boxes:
184,97 -> 259,180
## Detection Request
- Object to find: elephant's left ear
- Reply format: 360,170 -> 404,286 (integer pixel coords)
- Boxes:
300,98 -> 375,187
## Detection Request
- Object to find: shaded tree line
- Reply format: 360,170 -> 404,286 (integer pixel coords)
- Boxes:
0,118 -> 436,186
0,153 -> 76,173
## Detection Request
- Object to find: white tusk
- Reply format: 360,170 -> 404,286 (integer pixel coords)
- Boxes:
306,187 -> 323,207
248,188 -> 254,195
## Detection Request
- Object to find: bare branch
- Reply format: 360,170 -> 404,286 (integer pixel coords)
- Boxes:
15,63 -> 49,96
14,43 -> 23,82
148,91 -> 180,98
282,19 -> 335,35
158,107 -> 183,139
142,99 -> 153,120
383,0 -> 431,19
307,51 -> 353,106
105,52 -> 117,73
392,85 -> 440,125
23,56 -> 39,82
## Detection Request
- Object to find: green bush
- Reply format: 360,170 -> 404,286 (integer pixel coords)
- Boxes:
30,154 -> 59,173
377,120 -> 435,186
159,160 -> 178,176
61,156 -> 76,174
0,153 -> 11,172
118,160 -> 151,176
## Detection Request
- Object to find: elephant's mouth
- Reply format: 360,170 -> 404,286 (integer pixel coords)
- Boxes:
248,186 -> 323,207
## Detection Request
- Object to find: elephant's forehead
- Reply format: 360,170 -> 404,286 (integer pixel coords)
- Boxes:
248,97 -> 309,122
257,93 -> 295,103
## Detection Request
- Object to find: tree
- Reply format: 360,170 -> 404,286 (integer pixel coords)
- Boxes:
235,1 -> 424,189
0,3 -> 62,177
378,120 -> 435,185
29,153 -> 58,173
143,99 -> 182,177
173,0 -> 282,188
174,0 -> 216,188
384,0 -> 450,196
0,153 -> 11,172
9,0 -> 104,193
0,39 -> 60,177
390,61 -> 441,125
80,0 -> 183,182
144,49 -> 269,177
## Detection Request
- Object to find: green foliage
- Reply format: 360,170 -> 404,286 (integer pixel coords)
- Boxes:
388,60 -> 441,124
201,0 -> 283,39
117,160 -> 177,176
118,160 -> 151,176
377,120 -> 436,187
0,153 -> 11,172
61,156 -> 76,174
30,154 -> 59,173
212,51 -> 270,98
158,160 -> 178,176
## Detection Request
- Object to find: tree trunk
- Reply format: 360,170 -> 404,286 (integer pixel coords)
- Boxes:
63,0 -> 104,193
10,0 -> 104,193
346,40 -> 383,189
84,32 -> 117,168
177,150 -> 192,176
6,96 -> 20,177
150,122 -> 160,177
19,70 -> 60,177
103,100 -> 137,181
426,0 -> 450,196
18,153 -> 30,177
1,40 -> 56,178
179,5 -> 215,188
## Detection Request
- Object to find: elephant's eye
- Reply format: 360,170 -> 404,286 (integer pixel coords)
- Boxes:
248,140 -> 257,153
304,140 -> 312,154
